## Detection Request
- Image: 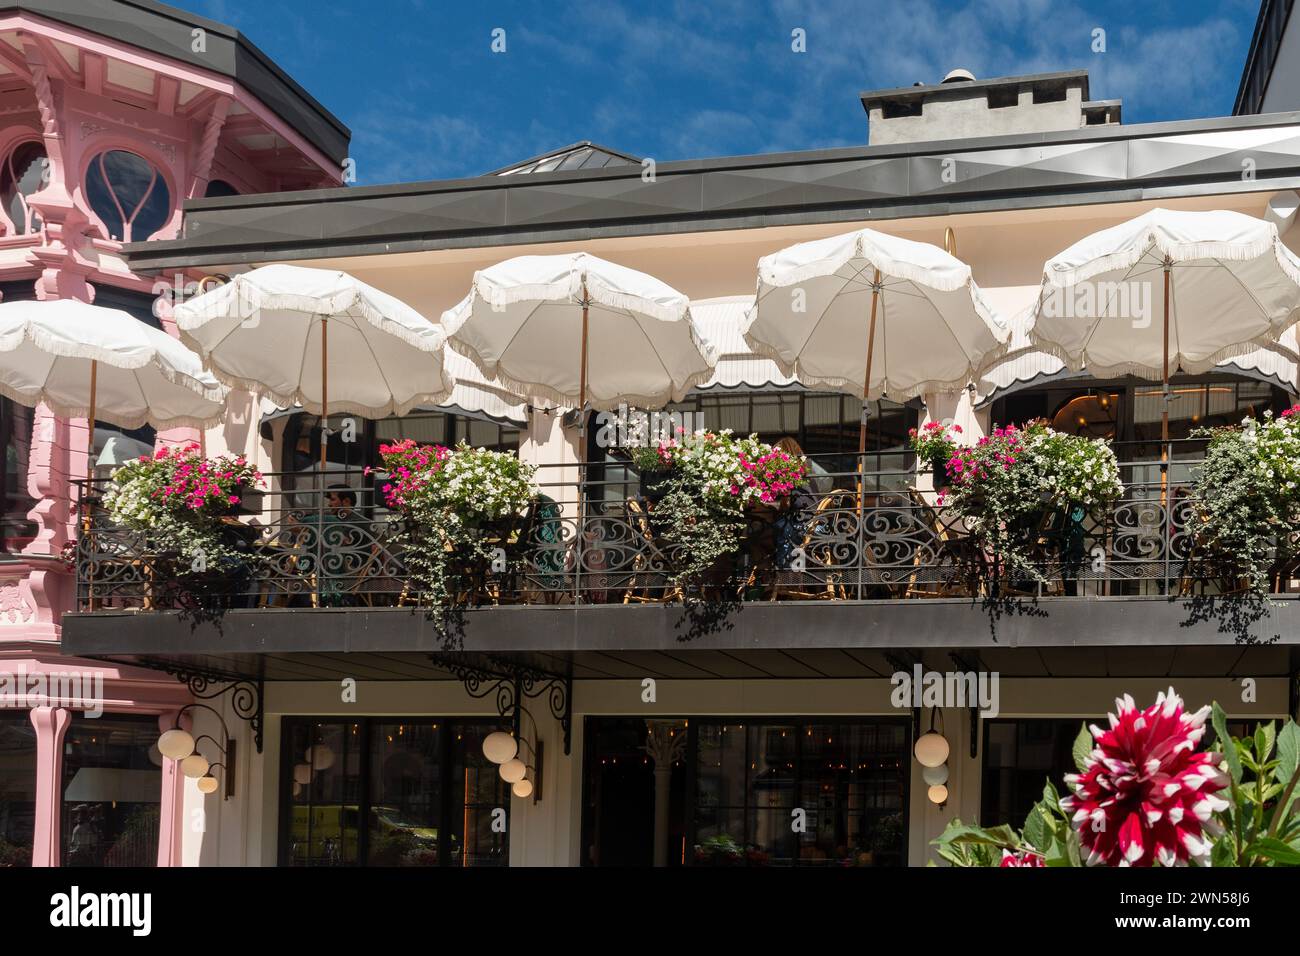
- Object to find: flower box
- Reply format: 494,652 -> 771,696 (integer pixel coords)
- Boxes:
638,469 -> 673,503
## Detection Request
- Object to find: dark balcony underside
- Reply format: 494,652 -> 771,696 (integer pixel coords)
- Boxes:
63,596 -> 1300,685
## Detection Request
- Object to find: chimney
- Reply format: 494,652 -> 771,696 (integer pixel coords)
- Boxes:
860,69 -> 1120,146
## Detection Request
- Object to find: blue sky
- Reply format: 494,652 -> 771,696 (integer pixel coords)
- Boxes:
188,0 -> 1262,186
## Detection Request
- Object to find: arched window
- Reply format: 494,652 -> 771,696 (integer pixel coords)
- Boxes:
0,141 -> 48,235
84,149 -> 171,242
204,178 -> 239,198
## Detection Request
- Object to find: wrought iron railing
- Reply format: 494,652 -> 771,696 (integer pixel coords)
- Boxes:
71,443 -> 1295,612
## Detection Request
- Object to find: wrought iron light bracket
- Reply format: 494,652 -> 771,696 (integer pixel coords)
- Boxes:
439,654 -> 573,756
157,662 -> 264,754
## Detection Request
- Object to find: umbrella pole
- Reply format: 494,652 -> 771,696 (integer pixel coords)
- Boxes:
318,316 -> 328,608
856,270 -> 881,497
320,316 -> 329,471
1161,262 -> 1170,502
576,284 -> 589,603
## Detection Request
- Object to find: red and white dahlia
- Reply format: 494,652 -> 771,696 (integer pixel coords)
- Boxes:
999,849 -> 1045,867
1060,688 -> 1228,867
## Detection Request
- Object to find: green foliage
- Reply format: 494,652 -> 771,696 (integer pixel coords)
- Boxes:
375,441 -> 536,619
942,422 -> 1123,587
104,443 -> 264,581
934,705 -> 1300,867
1209,703 -> 1300,867
1189,409 -> 1300,595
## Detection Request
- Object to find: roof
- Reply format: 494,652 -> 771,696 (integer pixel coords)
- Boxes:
1235,0 -> 1296,114
487,141 -> 640,176
860,69 -> 1090,111
124,110 -> 1300,271
0,0 -> 350,163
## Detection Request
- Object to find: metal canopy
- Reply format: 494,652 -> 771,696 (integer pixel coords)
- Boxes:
80,643 -> 1296,685
63,596 -> 1300,660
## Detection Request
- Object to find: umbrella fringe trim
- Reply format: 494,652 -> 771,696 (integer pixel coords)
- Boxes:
192,365 -> 457,421
176,288 -> 446,355
0,322 -> 228,424
1026,319 -> 1300,380
443,334 -> 717,411
3,321 -> 155,371
734,334 -> 995,401
0,378 -> 222,432
1041,232 -> 1300,288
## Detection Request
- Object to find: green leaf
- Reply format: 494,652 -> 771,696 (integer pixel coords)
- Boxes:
1256,721 -> 1276,764
1276,720 -> 1299,788
939,823 -> 1021,850
1213,703 -> 1243,786
1072,722 -> 1094,773
1041,779 -> 1061,815
1211,835 -> 1238,867
1023,804 -> 1050,851
1066,828 -> 1083,867
1245,837 -> 1300,866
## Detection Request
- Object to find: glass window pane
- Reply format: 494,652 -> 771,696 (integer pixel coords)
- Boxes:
449,724 -> 510,867
367,721 -> 442,866
284,721 -> 361,866
0,713 -> 36,866
62,715 -> 160,866
695,723 -> 746,810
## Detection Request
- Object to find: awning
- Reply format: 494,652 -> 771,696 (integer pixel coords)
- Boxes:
691,295 -> 796,391
976,310 -> 1300,406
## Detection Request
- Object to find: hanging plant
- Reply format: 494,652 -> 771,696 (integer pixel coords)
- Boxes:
371,440 -> 536,614
908,421 -> 962,487
940,422 -> 1123,587
644,429 -> 808,598
103,443 -> 264,581
1189,405 -> 1300,595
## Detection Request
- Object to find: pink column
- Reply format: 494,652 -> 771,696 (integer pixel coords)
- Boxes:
29,706 -> 70,867
156,710 -> 189,867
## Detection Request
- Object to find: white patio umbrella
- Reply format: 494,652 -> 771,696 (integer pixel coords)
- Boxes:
439,252 -> 717,412
174,264 -> 454,468
1028,208 -> 1300,450
743,227 -> 1009,457
0,298 -> 228,433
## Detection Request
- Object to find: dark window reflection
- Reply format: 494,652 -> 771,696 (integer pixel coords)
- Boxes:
993,376 -> 1291,469
61,716 -> 160,866
204,179 -> 239,198
0,714 -> 36,866
281,717 -> 509,867
279,410 -> 521,507
1,141 -> 48,234
85,150 -> 171,242
583,717 -> 909,867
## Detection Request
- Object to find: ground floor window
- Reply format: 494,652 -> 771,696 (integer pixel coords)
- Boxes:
280,717 -> 510,867
0,713 -> 36,866
582,716 -> 909,867
61,714 -> 160,866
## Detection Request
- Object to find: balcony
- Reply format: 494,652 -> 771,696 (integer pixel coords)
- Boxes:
71,444 -> 1297,617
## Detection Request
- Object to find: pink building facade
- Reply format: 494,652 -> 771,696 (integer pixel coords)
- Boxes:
0,0 -> 344,867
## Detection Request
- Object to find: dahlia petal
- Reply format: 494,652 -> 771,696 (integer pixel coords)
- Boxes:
1167,806 -> 1184,825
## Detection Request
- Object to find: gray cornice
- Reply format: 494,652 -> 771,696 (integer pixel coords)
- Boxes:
123,110 -> 1300,271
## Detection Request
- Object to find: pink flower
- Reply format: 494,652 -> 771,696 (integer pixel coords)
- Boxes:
999,850 -> 1044,868
1059,688 -> 1228,867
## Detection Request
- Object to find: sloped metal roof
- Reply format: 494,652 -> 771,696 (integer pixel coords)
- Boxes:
488,141 -> 640,176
